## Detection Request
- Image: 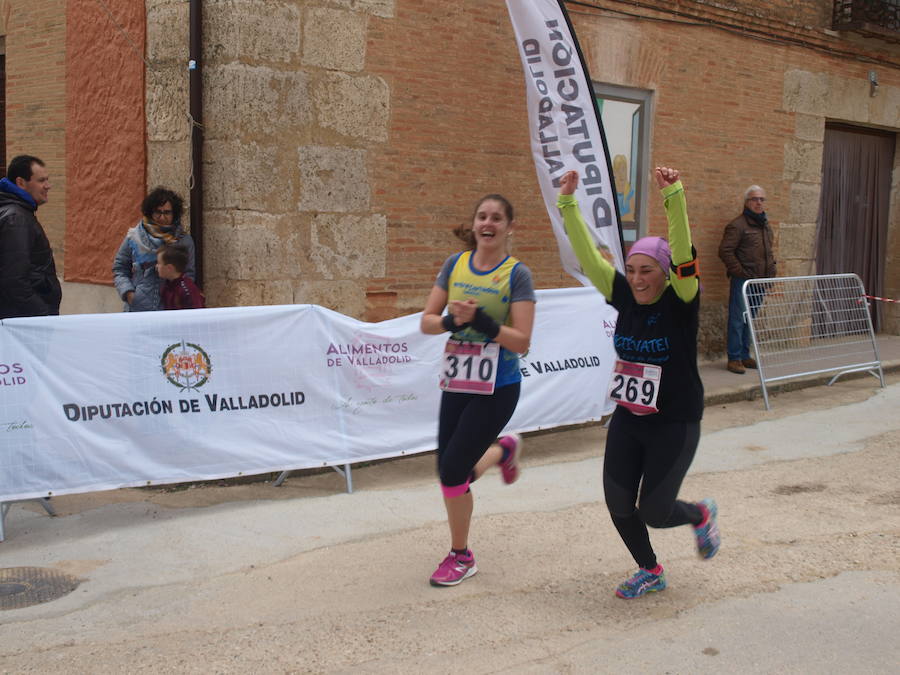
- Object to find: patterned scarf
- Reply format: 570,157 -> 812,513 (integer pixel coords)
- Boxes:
127,219 -> 179,266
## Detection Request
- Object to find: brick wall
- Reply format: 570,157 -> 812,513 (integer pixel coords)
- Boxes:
366,0 -> 572,321
365,0 -> 900,353
4,0 -> 67,271
569,1 -> 832,36
0,53 -> 6,173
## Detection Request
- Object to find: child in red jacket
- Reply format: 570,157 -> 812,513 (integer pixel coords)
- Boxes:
157,244 -> 205,310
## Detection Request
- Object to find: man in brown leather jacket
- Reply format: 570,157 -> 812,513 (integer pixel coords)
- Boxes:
718,185 -> 775,374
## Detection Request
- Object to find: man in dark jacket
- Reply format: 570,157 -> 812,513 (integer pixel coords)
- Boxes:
718,185 -> 776,374
0,155 -> 61,319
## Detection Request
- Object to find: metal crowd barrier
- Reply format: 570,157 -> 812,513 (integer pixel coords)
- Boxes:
743,273 -> 885,410
0,498 -> 56,542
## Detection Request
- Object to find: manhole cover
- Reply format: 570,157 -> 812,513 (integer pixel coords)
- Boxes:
0,567 -> 81,610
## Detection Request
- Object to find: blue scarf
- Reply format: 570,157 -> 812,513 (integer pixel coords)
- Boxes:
743,207 -> 767,228
0,177 -> 37,210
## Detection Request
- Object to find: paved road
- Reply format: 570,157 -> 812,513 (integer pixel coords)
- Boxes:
1,375 -> 898,673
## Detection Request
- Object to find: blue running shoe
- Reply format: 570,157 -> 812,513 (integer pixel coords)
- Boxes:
616,568 -> 667,599
694,498 -> 720,559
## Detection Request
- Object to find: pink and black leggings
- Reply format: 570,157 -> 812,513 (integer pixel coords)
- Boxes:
436,383 -> 520,497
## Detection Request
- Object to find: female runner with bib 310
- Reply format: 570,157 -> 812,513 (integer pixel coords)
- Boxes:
420,194 -> 536,587
557,167 -> 720,599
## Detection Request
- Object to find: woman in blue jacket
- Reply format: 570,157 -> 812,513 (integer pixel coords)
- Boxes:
113,187 -> 195,312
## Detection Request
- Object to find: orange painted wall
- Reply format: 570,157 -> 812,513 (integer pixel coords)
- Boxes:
64,1 -> 145,284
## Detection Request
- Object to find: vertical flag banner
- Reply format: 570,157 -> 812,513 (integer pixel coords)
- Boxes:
506,0 -> 625,284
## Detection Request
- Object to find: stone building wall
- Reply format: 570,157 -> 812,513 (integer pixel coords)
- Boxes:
781,70 -> 900,333
3,2 -> 895,341
564,2 -> 900,349
147,0 -> 393,316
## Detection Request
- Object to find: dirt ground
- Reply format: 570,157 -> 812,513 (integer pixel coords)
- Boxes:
24,370 -> 898,515
2,373 -> 899,673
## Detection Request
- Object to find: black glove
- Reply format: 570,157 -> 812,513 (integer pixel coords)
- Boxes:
442,313 -> 462,332
471,307 -> 501,339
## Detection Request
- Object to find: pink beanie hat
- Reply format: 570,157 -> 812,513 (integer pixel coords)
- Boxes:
626,236 -> 671,275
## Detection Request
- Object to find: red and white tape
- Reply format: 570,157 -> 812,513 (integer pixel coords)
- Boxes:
863,294 -> 900,304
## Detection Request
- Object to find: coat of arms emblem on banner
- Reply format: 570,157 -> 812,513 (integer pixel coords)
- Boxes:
161,341 -> 212,391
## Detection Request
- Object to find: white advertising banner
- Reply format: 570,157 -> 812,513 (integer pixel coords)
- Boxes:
0,289 -> 616,502
505,0 -> 625,278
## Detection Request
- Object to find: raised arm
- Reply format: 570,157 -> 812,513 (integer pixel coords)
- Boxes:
555,170 -> 616,300
655,167 -> 698,303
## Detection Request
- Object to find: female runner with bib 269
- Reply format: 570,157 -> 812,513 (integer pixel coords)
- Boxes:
557,166 -> 720,599
420,194 -> 536,587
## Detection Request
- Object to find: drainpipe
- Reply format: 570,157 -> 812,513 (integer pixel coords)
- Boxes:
189,0 -> 204,284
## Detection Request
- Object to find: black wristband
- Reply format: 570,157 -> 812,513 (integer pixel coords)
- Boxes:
441,313 -> 458,332
471,307 -> 501,340
670,245 -> 699,279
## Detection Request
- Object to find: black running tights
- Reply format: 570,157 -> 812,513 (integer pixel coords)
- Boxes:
436,383 -> 520,489
603,408 -> 703,570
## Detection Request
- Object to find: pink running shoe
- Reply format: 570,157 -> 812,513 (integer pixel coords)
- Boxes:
429,550 -> 477,587
498,434 -> 522,484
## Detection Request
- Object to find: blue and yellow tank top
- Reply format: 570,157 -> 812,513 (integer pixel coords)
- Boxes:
447,251 -> 523,387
